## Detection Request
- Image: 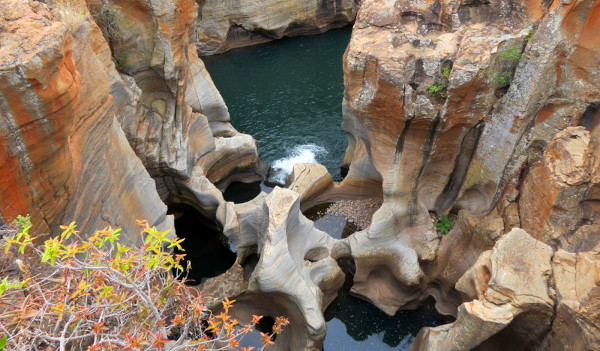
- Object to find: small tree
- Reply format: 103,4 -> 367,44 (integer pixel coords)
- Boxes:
0,218 -> 287,351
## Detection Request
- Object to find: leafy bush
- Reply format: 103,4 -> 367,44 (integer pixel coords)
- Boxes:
434,214 -> 452,234
1,218 -> 287,350
489,29 -> 535,89
428,83 -> 448,96
427,63 -> 452,98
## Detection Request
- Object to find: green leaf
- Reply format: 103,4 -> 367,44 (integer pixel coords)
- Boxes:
0,335 -> 7,350
434,214 -> 453,234
0,277 -> 9,297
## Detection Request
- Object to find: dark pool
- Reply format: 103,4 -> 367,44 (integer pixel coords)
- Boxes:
171,208 -> 236,284
324,266 -> 454,350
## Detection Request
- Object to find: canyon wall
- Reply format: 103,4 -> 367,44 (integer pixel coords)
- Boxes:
196,0 -> 361,55
0,0 -> 171,238
338,0 -> 600,349
0,0 -> 264,238
2,0 -> 599,350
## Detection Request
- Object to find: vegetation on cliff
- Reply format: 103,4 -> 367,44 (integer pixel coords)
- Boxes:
0,217 -> 287,351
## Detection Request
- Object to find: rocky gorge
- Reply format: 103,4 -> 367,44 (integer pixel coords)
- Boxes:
0,0 -> 599,350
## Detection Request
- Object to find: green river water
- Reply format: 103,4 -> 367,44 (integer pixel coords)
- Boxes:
203,27 -> 350,183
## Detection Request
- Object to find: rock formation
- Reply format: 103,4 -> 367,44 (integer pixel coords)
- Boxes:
0,0 -> 264,237
199,187 -> 345,350
339,0 -> 600,321
322,0 -> 600,349
0,0 -> 171,239
196,0 -> 361,55
2,0 -> 600,349
412,228 -> 555,351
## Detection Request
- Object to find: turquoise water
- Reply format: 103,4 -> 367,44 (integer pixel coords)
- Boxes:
203,28 -> 351,183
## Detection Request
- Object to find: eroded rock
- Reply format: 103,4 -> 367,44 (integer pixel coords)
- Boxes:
0,0 -> 172,239
520,126 -> 600,250
412,228 -> 554,351
208,187 -> 346,350
196,0 -> 360,55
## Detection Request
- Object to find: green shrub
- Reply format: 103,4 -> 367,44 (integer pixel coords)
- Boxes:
427,63 -> 452,98
112,51 -> 127,71
428,83 -> 447,96
434,214 -> 452,234
490,29 -> 535,89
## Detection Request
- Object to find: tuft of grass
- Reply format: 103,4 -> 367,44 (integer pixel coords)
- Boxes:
52,0 -> 89,34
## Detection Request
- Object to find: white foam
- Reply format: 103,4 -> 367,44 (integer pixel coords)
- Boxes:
269,144 -> 328,184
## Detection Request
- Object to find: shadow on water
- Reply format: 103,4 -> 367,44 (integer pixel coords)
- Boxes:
169,206 -> 236,284
324,259 -> 455,350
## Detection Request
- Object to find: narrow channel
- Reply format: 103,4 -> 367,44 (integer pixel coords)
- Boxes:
203,27 -> 351,183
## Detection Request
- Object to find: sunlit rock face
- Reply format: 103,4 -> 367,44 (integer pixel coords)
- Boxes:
0,0 -> 171,238
196,0 -> 361,55
84,0 -> 265,209
0,0 -> 265,236
340,0 -> 600,321
412,228 -> 555,351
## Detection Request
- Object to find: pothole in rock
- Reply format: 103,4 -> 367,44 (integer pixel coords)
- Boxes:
304,199 -> 382,239
223,181 -> 274,204
169,205 -> 236,285
323,258 -> 455,350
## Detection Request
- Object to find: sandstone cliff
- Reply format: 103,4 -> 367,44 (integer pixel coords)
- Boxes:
0,0 -> 264,237
196,0 -> 361,55
2,0 -> 599,350
0,0 -> 171,238
335,0 -> 600,349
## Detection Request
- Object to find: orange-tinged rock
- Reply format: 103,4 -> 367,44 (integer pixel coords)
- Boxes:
0,0 -> 171,238
520,127 -> 599,249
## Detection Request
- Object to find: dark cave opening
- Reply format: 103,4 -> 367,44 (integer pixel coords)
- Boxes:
580,102 -> 599,131
323,257 -> 455,350
168,205 -> 236,285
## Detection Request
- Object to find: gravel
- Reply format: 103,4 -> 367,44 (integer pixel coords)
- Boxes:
326,198 -> 382,230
